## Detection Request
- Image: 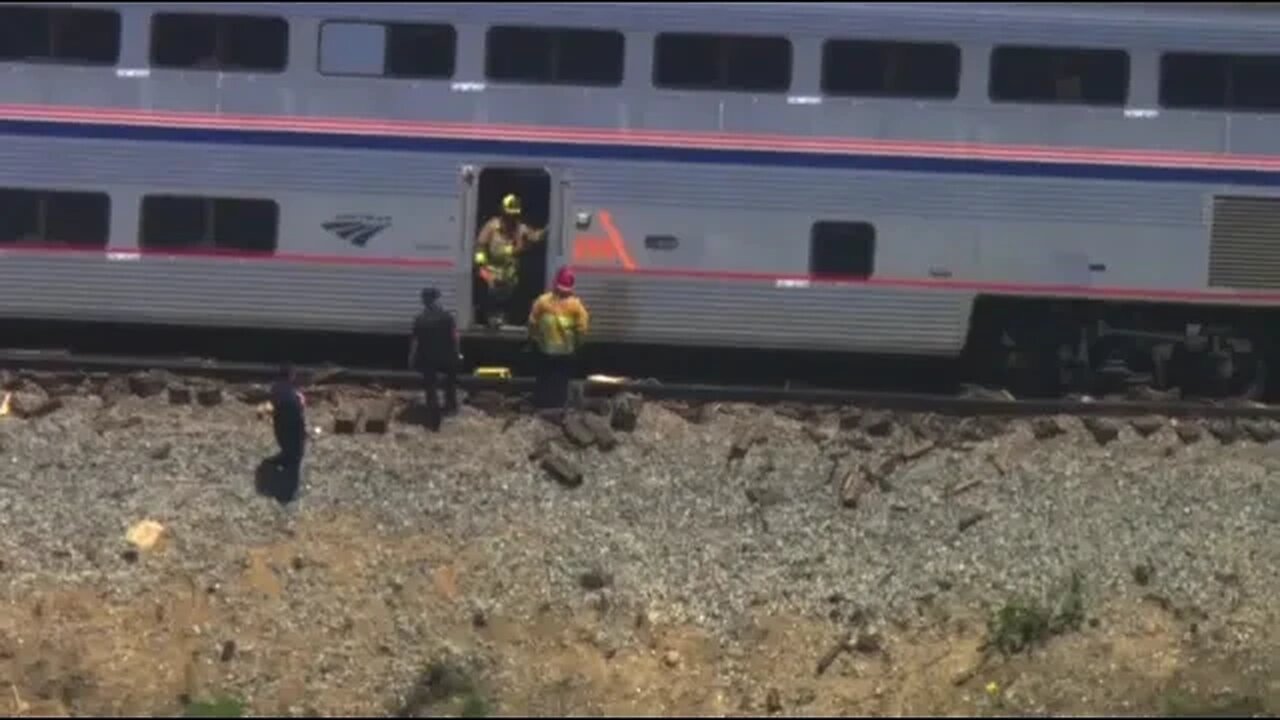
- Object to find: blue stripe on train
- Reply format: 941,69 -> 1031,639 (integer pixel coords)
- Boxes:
2,117 -> 1278,187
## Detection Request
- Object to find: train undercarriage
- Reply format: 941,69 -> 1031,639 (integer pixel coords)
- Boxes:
966,297 -> 1279,401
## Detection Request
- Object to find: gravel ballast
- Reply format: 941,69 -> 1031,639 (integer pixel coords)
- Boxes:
0,377 -> 1278,715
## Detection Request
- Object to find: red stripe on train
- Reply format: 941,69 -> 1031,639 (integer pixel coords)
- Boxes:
1,102 -> 1279,171
0,245 -> 1272,304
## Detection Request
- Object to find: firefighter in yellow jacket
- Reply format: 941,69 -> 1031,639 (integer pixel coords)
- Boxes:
474,194 -> 547,328
528,266 -> 590,409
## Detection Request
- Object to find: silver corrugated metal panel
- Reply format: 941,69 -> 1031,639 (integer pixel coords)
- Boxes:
0,256 -> 458,334
574,275 -> 972,356
1208,196 -> 1280,291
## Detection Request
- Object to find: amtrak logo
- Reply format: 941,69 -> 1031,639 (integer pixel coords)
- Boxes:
323,214 -> 392,248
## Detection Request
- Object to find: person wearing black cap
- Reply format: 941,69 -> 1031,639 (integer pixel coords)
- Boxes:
408,286 -> 460,431
267,363 -> 307,503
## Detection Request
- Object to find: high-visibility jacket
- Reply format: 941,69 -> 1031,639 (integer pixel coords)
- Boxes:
528,292 -> 589,355
474,217 -> 544,287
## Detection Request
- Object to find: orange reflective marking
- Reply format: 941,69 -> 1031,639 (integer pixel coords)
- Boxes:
571,210 -> 636,270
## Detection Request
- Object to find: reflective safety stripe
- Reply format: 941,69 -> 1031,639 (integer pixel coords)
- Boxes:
537,304 -> 579,355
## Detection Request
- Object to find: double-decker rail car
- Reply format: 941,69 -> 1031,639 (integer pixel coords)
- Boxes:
4,3 -> 1280,394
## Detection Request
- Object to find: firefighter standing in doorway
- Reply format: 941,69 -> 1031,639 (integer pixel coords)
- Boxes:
474,193 -> 547,329
528,266 -> 590,409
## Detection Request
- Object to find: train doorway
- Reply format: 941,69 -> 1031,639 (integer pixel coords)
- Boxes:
470,167 -> 552,331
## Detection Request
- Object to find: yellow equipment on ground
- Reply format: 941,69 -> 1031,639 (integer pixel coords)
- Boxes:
474,367 -> 512,380
587,375 -> 627,384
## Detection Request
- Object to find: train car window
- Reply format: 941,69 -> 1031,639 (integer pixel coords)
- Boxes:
989,45 -> 1129,106
654,32 -> 791,93
1160,52 -> 1280,113
140,195 -> 278,254
319,21 -> 456,79
386,23 -> 456,78
822,39 -> 959,100
810,221 -> 875,278
150,13 -> 288,73
0,188 -> 110,247
485,26 -> 624,87
0,6 -> 121,66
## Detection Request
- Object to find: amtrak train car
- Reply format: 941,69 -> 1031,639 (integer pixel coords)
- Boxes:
3,2 -> 1280,394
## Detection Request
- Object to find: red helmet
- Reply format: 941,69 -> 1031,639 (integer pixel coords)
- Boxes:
554,267 -> 576,292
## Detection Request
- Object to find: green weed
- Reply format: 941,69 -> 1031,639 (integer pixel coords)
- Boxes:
987,571 -> 1085,656
183,694 -> 245,718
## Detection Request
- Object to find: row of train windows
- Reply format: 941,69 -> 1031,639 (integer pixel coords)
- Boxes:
0,189 -> 278,253
0,188 -> 878,278
4,6 -> 1280,112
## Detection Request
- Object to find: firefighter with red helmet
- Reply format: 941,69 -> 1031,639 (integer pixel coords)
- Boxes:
474,193 -> 546,328
528,266 -> 590,409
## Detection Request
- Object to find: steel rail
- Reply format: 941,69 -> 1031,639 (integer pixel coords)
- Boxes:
0,348 -> 1276,419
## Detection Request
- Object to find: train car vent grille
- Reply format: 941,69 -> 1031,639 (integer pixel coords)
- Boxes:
1208,195 -> 1280,290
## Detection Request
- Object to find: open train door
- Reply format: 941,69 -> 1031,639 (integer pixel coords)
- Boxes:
457,163 -> 479,328
458,163 -> 561,335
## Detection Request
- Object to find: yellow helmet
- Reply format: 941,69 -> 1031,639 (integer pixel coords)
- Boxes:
501,194 -> 522,215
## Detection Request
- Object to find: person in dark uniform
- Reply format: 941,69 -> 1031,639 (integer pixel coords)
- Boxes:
267,363 -> 307,504
408,286 -> 460,431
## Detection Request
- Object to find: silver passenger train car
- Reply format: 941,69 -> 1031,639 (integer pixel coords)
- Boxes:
4,2 -> 1280,391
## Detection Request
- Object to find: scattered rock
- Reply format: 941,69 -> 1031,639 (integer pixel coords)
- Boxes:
167,386 -> 192,405
953,417 -> 1008,444
362,399 -> 394,434
1129,415 -> 1165,438
804,423 -> 834,445
11,393 -> 61,420
128,371 -> 169,399
234,384 -> 272,405
609,393 -> 641,432
580,413 -> 618,451
468,390 -> 506,416
901,439 -> 936,461
578,569 -> 613,591
837,409 -> 863,431
951,664 -> 980,687
859,411 -> 895,438
333,407 -> 361,435
196,386 -> 223,407
148,443 -> 172,461
542,448 -> 583,488
957,510 -> 988,533
1082,417 -> 1120,445
839,471 -> 872,509
1242,419 -> 1279,444
1207,420 -> 1240,445
126,520 -> 166,552
853,631 -> 882,654
662,650 -> 681,668
219,640 -> 236,662
764,688 -> 783,714
1174,422 -> 1202,444
746,485 -> 786,508
1133,561 -> 1154,586
562,414 -> 597,448
728,424 -> 762,462
945,479 -> 982,498
97,376 -> 131,405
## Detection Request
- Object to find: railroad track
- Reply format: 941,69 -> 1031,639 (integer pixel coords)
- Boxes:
1,348 -> 1279,420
